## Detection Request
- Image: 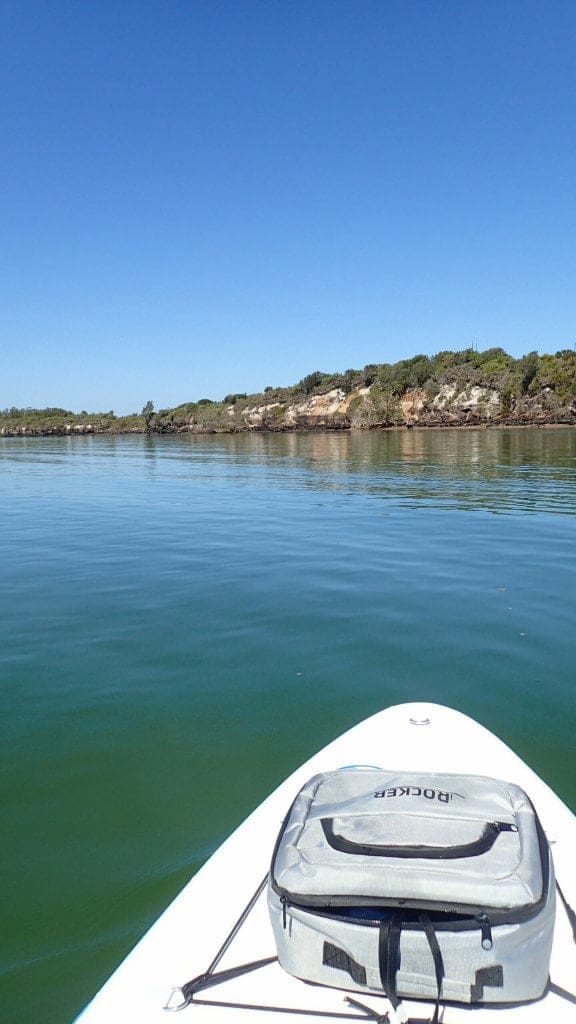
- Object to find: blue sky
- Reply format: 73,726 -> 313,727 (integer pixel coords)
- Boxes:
2,0 -> 575,414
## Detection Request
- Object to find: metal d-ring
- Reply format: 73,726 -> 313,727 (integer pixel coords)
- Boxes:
163,986 -> 189,1012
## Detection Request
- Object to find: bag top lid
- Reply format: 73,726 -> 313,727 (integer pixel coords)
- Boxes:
271,768 -> 548,913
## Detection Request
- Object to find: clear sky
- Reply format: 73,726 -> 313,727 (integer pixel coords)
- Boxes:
2,0 -> 575,414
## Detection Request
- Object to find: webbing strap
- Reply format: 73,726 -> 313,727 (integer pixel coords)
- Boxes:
165,875 -> 273,1011
345,996 -> 390,1022
557,880 -> 576,945
207,874 -> 269,973
180,956 -> 277,1003
378,914 -> 402,1010
378,913 -> 445,1024
418,914 -> 444,1024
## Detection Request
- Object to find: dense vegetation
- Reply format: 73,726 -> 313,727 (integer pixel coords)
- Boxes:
2,347 -> 576,435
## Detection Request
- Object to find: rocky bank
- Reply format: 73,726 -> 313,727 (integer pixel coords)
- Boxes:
213,382 -> 576,433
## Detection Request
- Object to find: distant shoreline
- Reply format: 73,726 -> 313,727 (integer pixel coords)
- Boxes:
3,347 -> 575,437
2,421 -> 575,439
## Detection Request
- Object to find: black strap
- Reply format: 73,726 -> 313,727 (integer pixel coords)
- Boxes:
180,956 -> 277,1003
345,996 -> 390,1021
207,874 -> 269,973
378,914 -> 402,1010
548,981 -> 576,1006
377,913 -> 446,1024
557,880 -> 576,945
172,875 -> 274,1008
191,998 -> 382,1019
419,914 -> 444,1024
170,872 -> 398,1018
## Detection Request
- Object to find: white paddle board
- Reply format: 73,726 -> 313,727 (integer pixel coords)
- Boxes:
75,702 -> 576,1023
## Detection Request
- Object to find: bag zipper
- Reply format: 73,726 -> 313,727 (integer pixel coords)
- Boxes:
281,896 -> 496,945
476,913 -> 493,949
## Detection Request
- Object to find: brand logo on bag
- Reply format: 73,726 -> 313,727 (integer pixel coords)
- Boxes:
374,785 -> 465,803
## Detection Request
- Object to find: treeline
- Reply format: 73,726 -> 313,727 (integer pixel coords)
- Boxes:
274,347 -> 576,404
2,347 -> 576,435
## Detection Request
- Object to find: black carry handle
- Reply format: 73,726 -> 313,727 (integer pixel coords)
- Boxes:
321,818 -> 517,860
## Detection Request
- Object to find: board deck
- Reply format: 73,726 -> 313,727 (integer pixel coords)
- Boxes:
75,703 -> 576,1023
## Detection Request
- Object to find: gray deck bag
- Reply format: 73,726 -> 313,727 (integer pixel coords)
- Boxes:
268,769 -> 554,1009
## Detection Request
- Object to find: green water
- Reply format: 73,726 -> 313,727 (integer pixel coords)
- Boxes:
1,429 -> 575,1023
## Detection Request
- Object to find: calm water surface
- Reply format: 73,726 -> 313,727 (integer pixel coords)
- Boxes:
1,429 -> 575,1023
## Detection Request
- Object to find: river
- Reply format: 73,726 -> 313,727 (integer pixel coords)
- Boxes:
1,428 -> 575,1023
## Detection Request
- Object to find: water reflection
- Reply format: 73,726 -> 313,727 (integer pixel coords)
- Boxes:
1,428 -> 575,516
210,429 -> 576,515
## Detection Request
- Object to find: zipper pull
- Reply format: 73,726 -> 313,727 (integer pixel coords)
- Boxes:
280,896 -> 288,930
476,914 -> 493,950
